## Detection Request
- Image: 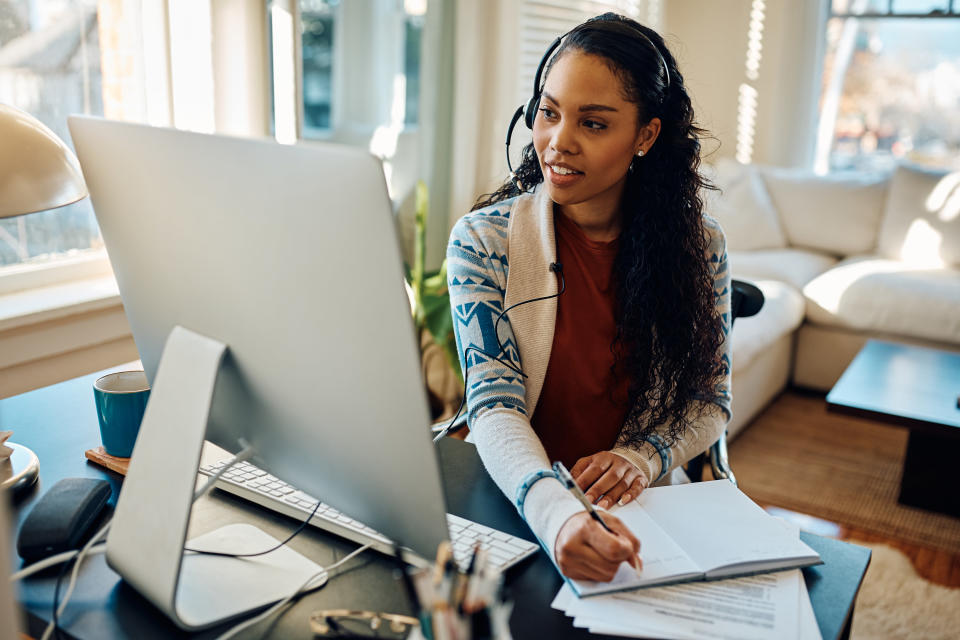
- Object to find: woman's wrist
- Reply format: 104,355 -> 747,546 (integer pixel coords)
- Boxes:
610,445 -> 659,485
521,479 -> 586,562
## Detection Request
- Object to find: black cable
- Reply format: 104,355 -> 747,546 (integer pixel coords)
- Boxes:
436,264 -> 565,440
184,499 -> 323,559
493,263 -> 565,360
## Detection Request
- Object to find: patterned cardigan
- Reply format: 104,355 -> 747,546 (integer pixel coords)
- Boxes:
446,187 -> 732,556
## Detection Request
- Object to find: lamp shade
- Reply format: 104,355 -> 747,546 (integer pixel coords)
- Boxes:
0,103 -> 88,218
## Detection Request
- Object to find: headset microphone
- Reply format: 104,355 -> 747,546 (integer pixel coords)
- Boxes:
505,105 -> 526,188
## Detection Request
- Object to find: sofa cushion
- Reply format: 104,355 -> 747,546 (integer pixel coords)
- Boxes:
760,167 -> 888,256
728,248 -> 838,291
876,164 -> 960,268
803,255 -> 960,344
730,279 -> 805,375
702,159 -> 786,251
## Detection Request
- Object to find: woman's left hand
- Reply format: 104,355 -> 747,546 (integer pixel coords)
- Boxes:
570,452 -> 649,509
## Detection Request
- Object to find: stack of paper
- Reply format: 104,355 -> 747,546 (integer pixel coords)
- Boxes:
552,516 -> 822,640
551,568 -> 821,640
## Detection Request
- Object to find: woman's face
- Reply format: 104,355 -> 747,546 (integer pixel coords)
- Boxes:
533,50 -> 657,215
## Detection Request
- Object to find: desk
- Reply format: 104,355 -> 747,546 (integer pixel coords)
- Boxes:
5,370 -> 871,639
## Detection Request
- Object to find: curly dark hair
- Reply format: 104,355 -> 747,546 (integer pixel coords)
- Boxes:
473,13 -> 725,451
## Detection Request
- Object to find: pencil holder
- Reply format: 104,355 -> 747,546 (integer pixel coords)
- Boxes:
404,542 -> 513,640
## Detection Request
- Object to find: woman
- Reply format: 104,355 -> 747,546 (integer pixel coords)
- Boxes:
446,13 -> 731,582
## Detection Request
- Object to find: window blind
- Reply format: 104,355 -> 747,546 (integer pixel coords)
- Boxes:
516,0 -> 653,104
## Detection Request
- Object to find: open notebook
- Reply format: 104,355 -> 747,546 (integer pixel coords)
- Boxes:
568,480 -> 821,597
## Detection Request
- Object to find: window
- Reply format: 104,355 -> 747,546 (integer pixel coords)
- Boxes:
301,0 -> 337,136
816,0 -> 960,173
280,0 -> 426,141
403,5 -> 424,126
0,0 -> 104,271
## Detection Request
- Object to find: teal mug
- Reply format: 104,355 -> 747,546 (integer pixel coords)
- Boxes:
93,371 -> 151,458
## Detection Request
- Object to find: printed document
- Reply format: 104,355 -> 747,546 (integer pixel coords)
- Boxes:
552,569 -> 822,640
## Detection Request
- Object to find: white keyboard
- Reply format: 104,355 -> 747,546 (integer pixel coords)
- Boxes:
198,459 -> 540,571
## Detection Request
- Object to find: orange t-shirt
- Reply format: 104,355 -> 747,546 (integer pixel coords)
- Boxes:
530,211 -> 631,468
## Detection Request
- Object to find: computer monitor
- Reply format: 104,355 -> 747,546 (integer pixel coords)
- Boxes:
67,116 -> 450,629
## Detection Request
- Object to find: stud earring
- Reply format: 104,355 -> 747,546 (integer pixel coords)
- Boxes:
636,149 -> 645,157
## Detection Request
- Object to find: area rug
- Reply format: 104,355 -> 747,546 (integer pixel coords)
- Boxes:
851,543 -> 960,640
727,393 -> 960,554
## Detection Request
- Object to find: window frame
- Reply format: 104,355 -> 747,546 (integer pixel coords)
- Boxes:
830,0 -> 959,18
815,0 -> 960,173
0,249 -> 113,298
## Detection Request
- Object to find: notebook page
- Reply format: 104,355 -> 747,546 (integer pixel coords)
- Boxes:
638,481 -> 819,574
569,501 -> 702,596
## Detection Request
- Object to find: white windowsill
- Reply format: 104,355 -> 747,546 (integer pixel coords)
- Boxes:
0,275 -> 122,333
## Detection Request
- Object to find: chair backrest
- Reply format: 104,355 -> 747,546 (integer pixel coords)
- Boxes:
731,279 -> 764,324
689,279 -> 765,485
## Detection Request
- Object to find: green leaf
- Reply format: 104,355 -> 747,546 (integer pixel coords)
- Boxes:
402,183 -> 462,384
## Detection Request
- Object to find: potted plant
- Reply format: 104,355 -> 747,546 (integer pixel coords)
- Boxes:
405,181 -> 463,422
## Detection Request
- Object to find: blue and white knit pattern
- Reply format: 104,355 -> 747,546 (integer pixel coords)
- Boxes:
706,214 -> 733,411
447,198 -> 528,424
515,469 -> 559,520
447,198 -> 732,463
643,434 -> 672,482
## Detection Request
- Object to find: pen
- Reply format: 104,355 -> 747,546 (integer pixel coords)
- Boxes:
434,541 -> 453,586
552,461 -> 614,533
456,543 -> 480,613
462,546 -> 487,614
553,460 -> 643,577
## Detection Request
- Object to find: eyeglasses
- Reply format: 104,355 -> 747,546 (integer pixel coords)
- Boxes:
309,609 -> 420,638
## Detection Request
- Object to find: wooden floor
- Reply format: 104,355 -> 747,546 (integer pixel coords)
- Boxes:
747,390 -> 960,588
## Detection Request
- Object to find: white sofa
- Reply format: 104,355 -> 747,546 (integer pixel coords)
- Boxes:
706,160 -> 960,439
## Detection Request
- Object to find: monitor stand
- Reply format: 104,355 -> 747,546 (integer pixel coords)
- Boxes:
105,326 -> 324,631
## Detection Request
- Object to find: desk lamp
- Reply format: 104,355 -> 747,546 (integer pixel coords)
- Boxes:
0,103 -> 88,495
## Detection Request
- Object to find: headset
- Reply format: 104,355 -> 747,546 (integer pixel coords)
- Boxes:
504,19 -> 672,186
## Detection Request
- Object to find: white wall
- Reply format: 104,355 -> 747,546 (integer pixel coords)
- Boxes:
448,0 -> 521,223
662,0 -> 826,169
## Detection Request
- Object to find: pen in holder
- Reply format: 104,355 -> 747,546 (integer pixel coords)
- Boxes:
309,542 -> 512,639
406,541 -> 513,640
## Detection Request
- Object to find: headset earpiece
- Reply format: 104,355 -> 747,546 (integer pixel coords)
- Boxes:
524,95 -> 540,130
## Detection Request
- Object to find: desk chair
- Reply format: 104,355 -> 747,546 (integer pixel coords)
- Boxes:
685,279 -> 764,487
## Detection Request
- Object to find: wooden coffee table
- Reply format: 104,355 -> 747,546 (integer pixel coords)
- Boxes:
827,340 -> 960,517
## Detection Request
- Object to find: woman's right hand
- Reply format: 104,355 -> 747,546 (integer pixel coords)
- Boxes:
554,512 -> 642,582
